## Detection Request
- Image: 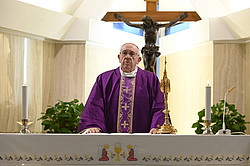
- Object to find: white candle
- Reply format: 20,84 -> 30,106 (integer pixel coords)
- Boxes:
22,85 -> 28,119
205,82 -> 211,120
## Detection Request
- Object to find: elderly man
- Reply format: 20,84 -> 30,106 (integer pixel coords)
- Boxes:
78,43 -> 165,134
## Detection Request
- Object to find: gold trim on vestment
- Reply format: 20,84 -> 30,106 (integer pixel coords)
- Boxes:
117,76 -> 136,133
117,76 -> 124,133
130,77 -> 136,133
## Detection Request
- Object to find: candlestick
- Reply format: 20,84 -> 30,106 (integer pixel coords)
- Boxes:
18,85 -> 33,134
22,85 -> 28,119
205,83 -> 211,120
201,120 -> 215,135
17,119 -> 33,133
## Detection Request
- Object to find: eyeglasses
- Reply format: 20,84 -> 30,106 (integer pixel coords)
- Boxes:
120,50 -> 138,58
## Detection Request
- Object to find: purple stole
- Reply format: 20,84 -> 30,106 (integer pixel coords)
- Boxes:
117,76 -> 136,133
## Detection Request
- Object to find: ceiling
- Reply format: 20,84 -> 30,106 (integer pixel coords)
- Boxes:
0,0 -> 250,40
17,0 -> 250,18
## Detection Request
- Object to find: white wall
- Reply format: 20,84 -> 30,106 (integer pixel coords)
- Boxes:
159,19 -> 210,55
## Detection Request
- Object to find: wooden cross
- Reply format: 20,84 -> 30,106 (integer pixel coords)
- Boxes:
123,87 -> 131,93
121,121 -> 129,128
122,103 -> 130,111
102,0 -> 201,22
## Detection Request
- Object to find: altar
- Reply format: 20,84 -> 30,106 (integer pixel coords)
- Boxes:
0,133 -> 249,165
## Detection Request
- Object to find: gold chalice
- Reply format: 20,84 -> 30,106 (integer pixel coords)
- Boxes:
114,143 -> 122,161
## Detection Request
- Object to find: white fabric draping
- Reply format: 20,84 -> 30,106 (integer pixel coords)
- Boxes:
0,133 -> 249,165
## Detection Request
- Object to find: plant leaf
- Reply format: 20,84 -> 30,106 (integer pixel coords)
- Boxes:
38,99 -> 84,133
61,128 -> 72,133
192,100 -> 249,134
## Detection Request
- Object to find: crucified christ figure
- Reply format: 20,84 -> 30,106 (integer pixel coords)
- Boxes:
114,12 -> 188,73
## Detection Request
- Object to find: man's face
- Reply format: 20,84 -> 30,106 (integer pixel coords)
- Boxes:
118,44 -> 141,73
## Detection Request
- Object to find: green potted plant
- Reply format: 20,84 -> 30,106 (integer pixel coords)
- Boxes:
192,100 -> 249,134
38,99 -> 84,133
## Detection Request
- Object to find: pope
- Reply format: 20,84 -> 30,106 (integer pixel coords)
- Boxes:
78,43 -> 165,134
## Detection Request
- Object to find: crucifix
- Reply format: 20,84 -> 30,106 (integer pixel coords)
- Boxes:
102,0 -> 201,74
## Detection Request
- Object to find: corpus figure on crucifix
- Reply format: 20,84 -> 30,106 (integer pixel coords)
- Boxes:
114,12 -> 188,73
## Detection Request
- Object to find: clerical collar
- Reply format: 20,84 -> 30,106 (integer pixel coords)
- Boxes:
120,66 -> 138,77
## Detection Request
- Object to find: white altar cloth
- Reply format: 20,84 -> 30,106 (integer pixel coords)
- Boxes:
0,133 -> 249,165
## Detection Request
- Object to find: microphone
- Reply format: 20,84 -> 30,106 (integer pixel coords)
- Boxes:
216,85 -> 235,135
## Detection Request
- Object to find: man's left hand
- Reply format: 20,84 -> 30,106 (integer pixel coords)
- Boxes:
149,128 -> 159,134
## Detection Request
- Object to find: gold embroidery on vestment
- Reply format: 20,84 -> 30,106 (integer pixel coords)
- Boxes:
117,76 -> 136,133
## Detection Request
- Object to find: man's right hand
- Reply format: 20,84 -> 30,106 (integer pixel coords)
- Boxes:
85,128 -> 101,134
180,12 -> 188,20
114,13 -> 122,20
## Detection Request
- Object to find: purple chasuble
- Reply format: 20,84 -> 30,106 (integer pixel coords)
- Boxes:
78,67 -> 165,133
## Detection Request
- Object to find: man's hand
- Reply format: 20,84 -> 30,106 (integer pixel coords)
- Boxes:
180,12 -> 188,20
149,128 -> 159,134
114,13 -> 123,20
85,128 -> 101,134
